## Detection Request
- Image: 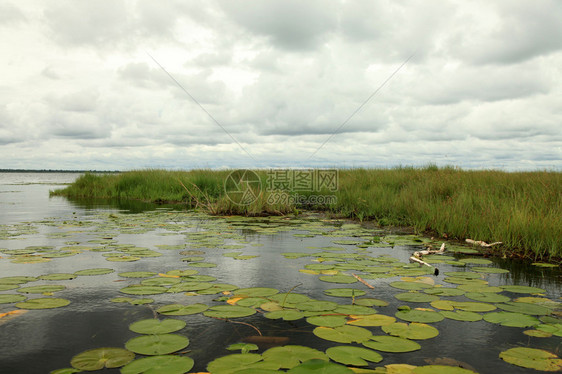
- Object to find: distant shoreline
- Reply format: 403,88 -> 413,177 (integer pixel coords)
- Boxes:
0,169 -> 120,173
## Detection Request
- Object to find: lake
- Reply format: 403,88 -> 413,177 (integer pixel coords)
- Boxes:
0,172 -> 560,374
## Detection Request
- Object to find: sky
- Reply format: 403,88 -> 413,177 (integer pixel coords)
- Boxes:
1,0 -> 561,171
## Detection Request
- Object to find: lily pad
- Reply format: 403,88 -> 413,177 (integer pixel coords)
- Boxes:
501,285 -> 546,294
319,275 -> 358,284
39,273 -> 77,281
207,353 -> 271,374
484,311 -> 540,327
395,309 -> 444,323
120,285 -> 168,295
424,288 -> 465,297
389,281 -> 433,291
297,301 -> 338,312
265,310 -> 305,321
118,272 -> 158,278
464,292 -> 510,303
353,298 -> 389,307
16,297 -> 70,309
121,355 -> 194,374
499,347 -> 562,371
347,314 -> 396,327
440,310 -> 483,322
125,334 -> 189,355
204,305 -> 257,318
70,347 -> 134,371
362,335 -> 421,352
325,346 -> 382,366
395,292 -> 439,303
287,359 -> 353,374
412,365 -> 478,373
129,319 -> 186,334
262,345 -> 328,369
324,288 -> 366,298
382,322 -> 439,340
0,294 -> 27,304
74,268 -> 114,276
313,325 -> 372,344
496,301 -> 552,315
472,267 -> 509,274
157,303 -> 209,316
18,285 -> 65,294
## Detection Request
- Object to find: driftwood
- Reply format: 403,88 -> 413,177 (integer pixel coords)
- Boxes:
465,239 -> 502,247
409,243 -> 444,275
352,273 -> 375,289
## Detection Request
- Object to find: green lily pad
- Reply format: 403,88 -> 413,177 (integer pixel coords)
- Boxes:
484,311 -> 540,327
524,329 -> 553,338
395,309 -> 444,323
423,287 -> 465,297
464,292 -> 510,303
269,293 -> 312,306
204,305 -> 257,318
18,285 -> 65,294
537,323 -> 562,337
389,281 -> 433,291
306,315 -> 347,327
496,302 -> 552,315
74,268 -> 114,276
0,294 -> 27,304
234,288 -> 279,297
353,298 -> 389,307
532,262 -> 558,268
347,314 -> 396,327
167,282 -> 213,293
207,353 -> 270,374
297,301 -> 338,312
236,297 -> 270,308
472,267 -> 509,274
39,273 -> 77,281
0,276 -> 38,285
16,297 -> 70,309
227,343 -> 259,353
187,262 -> 217,268
382,322 -> 439,340
140,278 -> 181,286
324,288 -> 366,298
125,334 -> 189,355
262,345 -> 328,369
110,297 -> 154,305
129,319 -> 186,334
70,347 -> 134,370
325,346 -> 382,366
440,310 -> 483,322
120,285 -> 168,295
458,258 -> 492,265
197,283 -> 239,295
501,285 -> 546,294
121,355 -> 194,374
265,310 -> 304,321
395,292 -> 439,303
157,303 -> 209,315
333,305 -> 376,315
105,255 -> 141,262
118,272 -> 158,278
362,335 -> 421,352
313,325 -> 372,344
319,275 -> 358,284
287,359 -> 353,374
412,365 -> 478,373
499,347 -> 562,371
0,284 -> 19,291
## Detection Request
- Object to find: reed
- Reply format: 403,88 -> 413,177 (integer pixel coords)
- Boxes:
51,167 -> 562,260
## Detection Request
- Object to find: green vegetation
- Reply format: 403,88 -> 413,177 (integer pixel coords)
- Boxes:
50,167 -> 562,260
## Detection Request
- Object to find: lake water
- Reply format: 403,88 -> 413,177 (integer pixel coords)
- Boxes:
0,173 -> 560,374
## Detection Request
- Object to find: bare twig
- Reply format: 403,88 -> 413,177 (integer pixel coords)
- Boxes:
209,316 -> 262,336
352,273 -> 375,289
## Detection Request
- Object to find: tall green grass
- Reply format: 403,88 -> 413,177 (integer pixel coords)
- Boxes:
51,167 -> 562,260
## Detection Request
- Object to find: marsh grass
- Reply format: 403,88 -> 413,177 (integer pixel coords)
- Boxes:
51,167 -> 562,260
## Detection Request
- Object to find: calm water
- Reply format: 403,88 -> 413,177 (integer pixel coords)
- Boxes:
0,173 -> 560,374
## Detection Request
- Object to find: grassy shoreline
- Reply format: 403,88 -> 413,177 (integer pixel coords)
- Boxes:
50,168 -> 562,261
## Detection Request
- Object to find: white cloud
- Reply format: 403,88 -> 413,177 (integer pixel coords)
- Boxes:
0,0 -> 560,171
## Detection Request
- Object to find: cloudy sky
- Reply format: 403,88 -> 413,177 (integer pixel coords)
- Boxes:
1,0 -> 561,171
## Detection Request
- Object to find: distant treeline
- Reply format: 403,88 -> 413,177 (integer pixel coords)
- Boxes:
51,167 -> 562,261
0,169 -> 120,173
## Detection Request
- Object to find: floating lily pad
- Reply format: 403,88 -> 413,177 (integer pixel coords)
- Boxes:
204,305 -> 257,318
0,284 -> 19,291
499,347 -> 562,371
74,268 -> 114,276
353,298 -> 389,307
157,303 -> 209,315
141,278 -> 181,287
389,281 -> 433,291
524,329 -> 553,338
18,285 -> 65,294
39,273 -> 77,281
424,288 -> 465,297
319,275 -> 358,284
121,355 -> 194,374
395,309 -> 444,323
496,302 -> 552,315
227,343 -> 259,353
16,297 -> 70,309
537,323 -> 562,337
120,285 -> 168,295
197,283 -> 239,295
347,314 -> 396,326
262,345 -> 328,369
207,353 -> 269,374
269,293 -> 312,306
265,310 -> 304,321
297,301 -> 338,312
382,322 -> 439,340
325,346 -> 382,366
129,319 -> 186,334
70,347 -> 135,371
464,292 -> 510,303
285,360 -> 353,374
395,292 -> 439,303
313,325 -> 372,344
125,334 -> 189,355
110,297 -> 153,305
324,288 -> 366,298
472,267 -> 509,274
306,315 -> 347,327
118,272 -> 158,278
501,285 -> 546,294
167,282 -> 213,293
532,262 -> 558,268
0,294 -> 27,304
412,365 -> 478,373
440,310 -> 483,322
362,335 -> 421,352
484,311 -> 540,327
187,262 -> 217,268
458,258 -> 492,265
105,255 -> 141,262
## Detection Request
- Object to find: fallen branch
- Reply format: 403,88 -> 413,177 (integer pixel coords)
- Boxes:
466,239 -> 502,247
352,273 -> 375,289
410,243 -> 444,276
